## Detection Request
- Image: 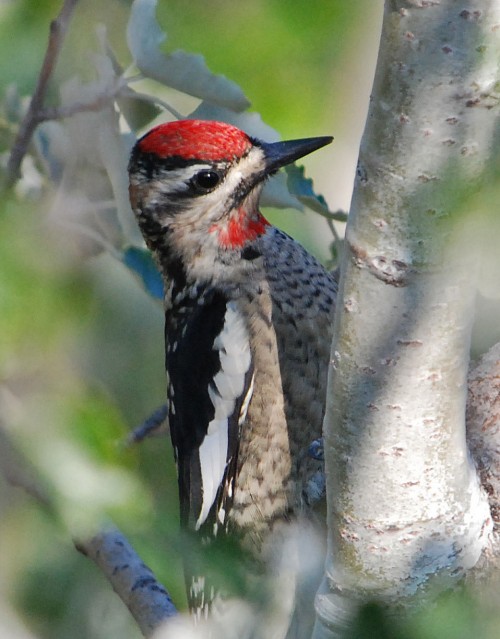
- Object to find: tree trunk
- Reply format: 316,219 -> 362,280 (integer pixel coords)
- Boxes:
314,1 -> 500,636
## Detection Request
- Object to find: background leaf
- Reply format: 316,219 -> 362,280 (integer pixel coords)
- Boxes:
285,163 -> 331,215
126,0 -> 250,111
122,246 -> 164,300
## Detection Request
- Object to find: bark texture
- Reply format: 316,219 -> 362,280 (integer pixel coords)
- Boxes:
314,2 -> 500,635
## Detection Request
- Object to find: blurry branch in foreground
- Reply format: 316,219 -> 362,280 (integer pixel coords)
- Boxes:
3,337 -> 500,638
126,404 -> 169,446
75,528 -> 178,637
0,420 -> 178,637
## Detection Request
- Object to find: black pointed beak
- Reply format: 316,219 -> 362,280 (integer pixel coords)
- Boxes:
260,136 -> 333,174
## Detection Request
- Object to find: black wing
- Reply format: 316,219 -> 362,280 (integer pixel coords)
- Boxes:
166,289 -> 254,536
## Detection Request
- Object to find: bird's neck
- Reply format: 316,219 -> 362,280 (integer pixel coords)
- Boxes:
210,207 -> 269,250
156,207 -> 268,293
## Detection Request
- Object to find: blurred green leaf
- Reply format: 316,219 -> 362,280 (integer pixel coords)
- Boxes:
286,162 -> 331,214
0,203 -> 90,367
126,0 -> 250,110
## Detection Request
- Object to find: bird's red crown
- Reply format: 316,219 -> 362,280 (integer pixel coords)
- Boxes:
137,119 -> 252,162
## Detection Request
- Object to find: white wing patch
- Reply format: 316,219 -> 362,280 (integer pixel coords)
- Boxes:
195,302 -> 252,530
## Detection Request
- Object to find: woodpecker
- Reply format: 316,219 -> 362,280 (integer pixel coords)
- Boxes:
128,119 -> 337,621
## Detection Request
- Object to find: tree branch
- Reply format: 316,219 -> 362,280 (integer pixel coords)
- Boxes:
0,422 -> 178,637
126,404 -> 169,446
4,0 -> 80,188
75,527 -> 177,638
315,1 -> 500,635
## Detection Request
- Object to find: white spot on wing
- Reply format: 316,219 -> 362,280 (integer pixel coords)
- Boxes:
190,575 -> 209,622
217,506 -> 226,524
195,302 -> 251,530
239,373 -> 254,426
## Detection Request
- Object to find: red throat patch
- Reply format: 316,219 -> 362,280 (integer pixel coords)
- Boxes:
138,120 -> 252,161
212,209 -> 269,249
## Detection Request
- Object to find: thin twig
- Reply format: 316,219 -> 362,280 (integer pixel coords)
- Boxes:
126,404 -> 169,446
4,0 -> 80,188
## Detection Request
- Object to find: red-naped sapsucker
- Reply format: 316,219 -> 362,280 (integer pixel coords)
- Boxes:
128,119 -> 336,625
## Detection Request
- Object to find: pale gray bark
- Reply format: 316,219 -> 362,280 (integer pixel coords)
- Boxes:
76,527 -> 177,637
314,1 -> 500,636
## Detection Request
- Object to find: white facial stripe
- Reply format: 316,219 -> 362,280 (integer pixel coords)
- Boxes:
191,147 -> 265,196
156,163 -> 213,195
156,146 -> 265,199
195,301 -> 252,530
216,145 -> 266,201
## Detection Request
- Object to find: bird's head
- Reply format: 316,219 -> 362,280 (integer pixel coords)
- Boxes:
128,119 -> 332,270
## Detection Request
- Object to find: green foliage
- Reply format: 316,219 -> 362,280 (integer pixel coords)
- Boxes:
0,1 -> 351,634
0,203 -> 152,638
5,1 -> 498,639
127,0 -> 249,110
0,205 -> 88,361
156,0 -> 358,135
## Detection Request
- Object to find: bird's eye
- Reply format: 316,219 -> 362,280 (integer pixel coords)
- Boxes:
192,170 -> 222,192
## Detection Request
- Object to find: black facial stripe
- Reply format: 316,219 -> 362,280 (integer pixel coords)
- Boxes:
130,152 -> 206,180
130,143 -> 255,182
226,170 -> 269,211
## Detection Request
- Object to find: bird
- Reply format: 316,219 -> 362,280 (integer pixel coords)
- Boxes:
128,119 -> 337,627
